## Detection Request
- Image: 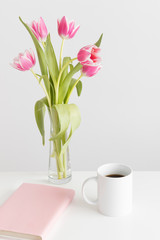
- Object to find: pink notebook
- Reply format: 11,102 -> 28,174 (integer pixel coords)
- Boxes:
0,183 -> 75,240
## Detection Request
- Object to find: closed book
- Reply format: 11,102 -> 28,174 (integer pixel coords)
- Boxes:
0,183 -> 75,240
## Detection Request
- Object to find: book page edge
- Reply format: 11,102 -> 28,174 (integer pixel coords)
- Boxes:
0,230 -> 42,240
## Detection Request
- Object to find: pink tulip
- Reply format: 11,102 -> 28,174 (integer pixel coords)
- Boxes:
11,49 -> 36,71
57,16 -> 80,39
77,45 -> 101,65
81,64 -> 101,77
30,17 -> 48,41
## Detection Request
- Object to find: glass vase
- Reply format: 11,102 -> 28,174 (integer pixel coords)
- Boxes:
48,107 -> 72,184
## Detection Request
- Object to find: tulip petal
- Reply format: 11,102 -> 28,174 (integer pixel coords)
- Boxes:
30,27 -> 40,40
80,60 -> 93,65
25,49 -> 36,65
92,46 -> 101,53
91,53 -> 101,63
10,62 -> 24,71
81,45 -> 93,51
69,25 -> 80,38
19,56 -> 33,70
91,47 -> 101,62
77,49 -> 91,62
82,65 -> 101,77
30,49 -> 36,65
32,21 -> 39,35
57,19 -> 60,28
31,21 -> 37,31
58,16 -> 68,37
39,17 -> 48,40
68,21 -> 75,36
16,54 -> 24,69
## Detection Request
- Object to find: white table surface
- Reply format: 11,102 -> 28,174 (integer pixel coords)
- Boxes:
0,171 -> 160,240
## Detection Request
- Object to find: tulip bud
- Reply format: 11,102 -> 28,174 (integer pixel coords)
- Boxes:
11,49 -> 36,71
77,45 -> 101,65
57,16 -> 80,39
30,17 -> 48,41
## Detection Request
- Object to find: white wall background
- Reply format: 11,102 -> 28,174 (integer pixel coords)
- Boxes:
0,0 -> 160,171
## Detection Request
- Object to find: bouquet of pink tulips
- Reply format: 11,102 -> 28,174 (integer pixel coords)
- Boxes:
11,16 -> 102,182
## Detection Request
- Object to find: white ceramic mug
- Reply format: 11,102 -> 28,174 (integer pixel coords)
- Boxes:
82,163 -> 132,217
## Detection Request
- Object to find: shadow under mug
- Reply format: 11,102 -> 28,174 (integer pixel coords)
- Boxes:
82,163 -> 132,217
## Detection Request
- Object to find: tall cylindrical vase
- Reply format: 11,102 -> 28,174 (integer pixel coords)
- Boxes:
48,107 -> 72,184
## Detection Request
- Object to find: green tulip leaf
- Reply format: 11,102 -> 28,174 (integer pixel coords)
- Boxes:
76,80 -> 82,96
60,104 -> 81,156
34,98 -> 46,145
49,75 -> 55,105
50,104 -> 70,140
49,106 -> 62,156
60,57 -> 71,84
64,78 -> 82,103
69,64 -> 74,71
41,75 -> 50,96
45,34 -> 59,86
49,104 -> 81,157
59,63 -> 82,102
41,96 -> 49,108
95,33 -> 103,47
37,74 -> 48,85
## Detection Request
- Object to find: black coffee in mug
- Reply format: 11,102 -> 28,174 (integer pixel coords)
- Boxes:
105,174 -> 125,178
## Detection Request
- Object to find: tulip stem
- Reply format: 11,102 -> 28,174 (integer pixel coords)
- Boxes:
65,73 -> 83,103
30,69 -> 51,108
55,57 -> 77,104
59,39 -> 65,71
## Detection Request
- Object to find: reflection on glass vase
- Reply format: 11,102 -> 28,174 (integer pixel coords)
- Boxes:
48,107 -> 72,184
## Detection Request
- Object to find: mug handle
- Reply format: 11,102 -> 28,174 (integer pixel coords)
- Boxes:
82,176 -> 98,205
